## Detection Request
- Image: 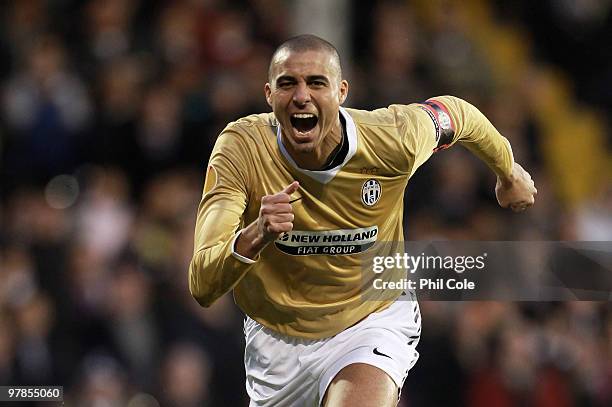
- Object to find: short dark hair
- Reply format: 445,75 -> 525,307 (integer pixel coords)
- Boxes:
268,34 -> 342,82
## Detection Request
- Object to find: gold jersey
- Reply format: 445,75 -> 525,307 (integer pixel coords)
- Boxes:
189,96 -> 513,339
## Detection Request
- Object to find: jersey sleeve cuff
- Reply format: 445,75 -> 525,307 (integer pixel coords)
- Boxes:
231,230 -> 258,264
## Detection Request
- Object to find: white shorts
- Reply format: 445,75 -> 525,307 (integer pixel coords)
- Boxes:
244,296 -> 421,407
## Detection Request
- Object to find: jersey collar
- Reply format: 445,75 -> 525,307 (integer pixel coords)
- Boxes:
276,107 -> 357,184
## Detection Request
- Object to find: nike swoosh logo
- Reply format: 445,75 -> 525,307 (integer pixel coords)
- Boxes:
373,348 -> 392,359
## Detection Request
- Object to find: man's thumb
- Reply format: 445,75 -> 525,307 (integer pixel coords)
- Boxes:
281,181 -> 299,195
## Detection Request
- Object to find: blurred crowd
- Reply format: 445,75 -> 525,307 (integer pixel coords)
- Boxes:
0,1 -> 610,406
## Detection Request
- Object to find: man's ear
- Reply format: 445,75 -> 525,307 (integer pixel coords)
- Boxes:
264,83 -> 273,107
339,80 -> 349,105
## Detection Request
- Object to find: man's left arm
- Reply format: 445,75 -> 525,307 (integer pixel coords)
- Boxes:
420,95 -> 537,212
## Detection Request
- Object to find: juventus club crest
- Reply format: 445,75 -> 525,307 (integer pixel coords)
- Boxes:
361,179 -> 381,207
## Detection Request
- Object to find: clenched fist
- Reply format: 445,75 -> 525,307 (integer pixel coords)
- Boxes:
258,181 -> 299,242
235,181 -> 299,260
496,163 -> 537,212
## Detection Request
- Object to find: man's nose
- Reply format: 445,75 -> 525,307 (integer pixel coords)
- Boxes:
292,82 -> 311,106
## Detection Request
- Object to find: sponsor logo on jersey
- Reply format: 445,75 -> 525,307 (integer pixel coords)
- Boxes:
274,226 -> 378,256
361,179 -> 381,207
360,166 -> 379,175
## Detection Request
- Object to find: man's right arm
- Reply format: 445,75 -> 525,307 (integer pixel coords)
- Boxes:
188,131 -> 253,307
189,131 -> 300,307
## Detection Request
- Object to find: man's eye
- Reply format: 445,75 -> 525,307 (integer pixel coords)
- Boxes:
310,81 -> 325,87
278,82 -> 294,89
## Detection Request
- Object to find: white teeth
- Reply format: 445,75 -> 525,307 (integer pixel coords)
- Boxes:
292,113 -> 315,118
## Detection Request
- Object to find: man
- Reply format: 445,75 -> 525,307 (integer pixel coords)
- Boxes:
189,35 -> 536,406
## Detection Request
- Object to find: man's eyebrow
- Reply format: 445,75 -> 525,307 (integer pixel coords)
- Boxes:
306,75 -> 329,82
275,75 -> 330,84
276,75 -> 296,83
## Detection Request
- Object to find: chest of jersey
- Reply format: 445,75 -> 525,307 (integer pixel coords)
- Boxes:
243,150 -> 406,259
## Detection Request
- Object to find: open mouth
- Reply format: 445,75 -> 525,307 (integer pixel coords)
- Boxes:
290,113 -> 318,133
